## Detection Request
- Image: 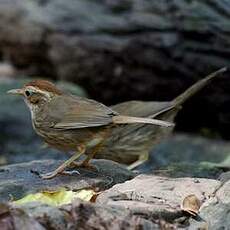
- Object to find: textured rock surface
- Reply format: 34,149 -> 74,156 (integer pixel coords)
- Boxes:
1,172 -> 228,229
0,203 -> 45,230
5,201 -> 160,230
0,159 -> 134,202
97,175 -> 220,214
197,179 -> 230,229
97,174 -> 230,229
0,155 -> 229,229
0,0 -> 230,136
138,134 -> 230,178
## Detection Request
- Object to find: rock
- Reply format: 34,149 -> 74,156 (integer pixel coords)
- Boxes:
0,158 -> 228,229
3,179 -> 229,229
0,203 -> 45,230
0,79 -> 86,165
137,134 -> 230,179
218,171 -> 230,183
193,179 -> 230,229
197,202 -> 230,230
18,202 -> 67,230
97,175 -> 220,223
11,200 -> 160,230
215,180 -> 230,204
0,159 -> 134,202
97,174 -> 230,228
0,0 -> 229,136
57,200 -> 159,230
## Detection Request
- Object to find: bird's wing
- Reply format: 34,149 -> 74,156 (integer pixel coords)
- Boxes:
43,97 -> 173,130
48,96 -> 117,129
111,101 -> 175,118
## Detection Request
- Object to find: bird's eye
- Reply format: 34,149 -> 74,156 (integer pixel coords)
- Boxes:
25,90 -> 33,97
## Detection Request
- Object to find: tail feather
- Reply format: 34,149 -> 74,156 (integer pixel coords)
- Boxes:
112,115 -> 174,127
173,67 -> 227,106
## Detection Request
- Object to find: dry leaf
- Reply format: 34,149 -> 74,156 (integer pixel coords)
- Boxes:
13,188 -> 96,206
181,194 -> 201,216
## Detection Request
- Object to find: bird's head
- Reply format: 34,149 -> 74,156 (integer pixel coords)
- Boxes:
7,80 -> 63,111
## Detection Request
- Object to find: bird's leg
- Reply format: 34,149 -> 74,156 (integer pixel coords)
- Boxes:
127,152 -> 149,170
71,144 -> 103,170
40,145 -> 86,179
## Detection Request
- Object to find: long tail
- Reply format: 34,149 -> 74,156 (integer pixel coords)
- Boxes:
112,115 -> 174,127
172,67 -> 227,106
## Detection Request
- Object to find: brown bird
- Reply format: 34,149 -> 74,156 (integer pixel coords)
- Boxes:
7,67 -> 226,178
7,79 -> 174,179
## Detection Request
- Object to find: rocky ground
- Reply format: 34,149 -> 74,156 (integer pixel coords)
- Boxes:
0,159 -> 229,229
0,79 -> 230,229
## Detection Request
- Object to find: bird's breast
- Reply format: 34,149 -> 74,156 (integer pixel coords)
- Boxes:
33,121 -> 107,152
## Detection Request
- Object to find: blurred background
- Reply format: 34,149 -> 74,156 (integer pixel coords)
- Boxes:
0,0 -> 230,173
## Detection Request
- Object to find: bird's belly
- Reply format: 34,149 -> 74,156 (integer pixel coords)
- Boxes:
95,124 -> 174,164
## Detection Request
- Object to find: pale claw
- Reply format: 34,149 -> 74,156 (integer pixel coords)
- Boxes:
39,169 -> 80,179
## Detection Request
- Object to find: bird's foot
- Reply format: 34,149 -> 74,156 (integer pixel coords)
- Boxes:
39,168 -> 81,179
38,149 -> 86,179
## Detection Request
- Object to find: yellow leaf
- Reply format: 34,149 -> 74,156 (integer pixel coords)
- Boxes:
13,188 -> 96,206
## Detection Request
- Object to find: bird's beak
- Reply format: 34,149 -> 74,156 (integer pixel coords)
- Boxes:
7,88 -> 24,95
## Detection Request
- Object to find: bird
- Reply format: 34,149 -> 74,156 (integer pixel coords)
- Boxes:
7,67 -> 226,178
7,79 -> 174,179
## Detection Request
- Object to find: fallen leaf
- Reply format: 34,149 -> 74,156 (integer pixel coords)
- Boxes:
13,188 -> 96,206
181,194 -> 201,216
